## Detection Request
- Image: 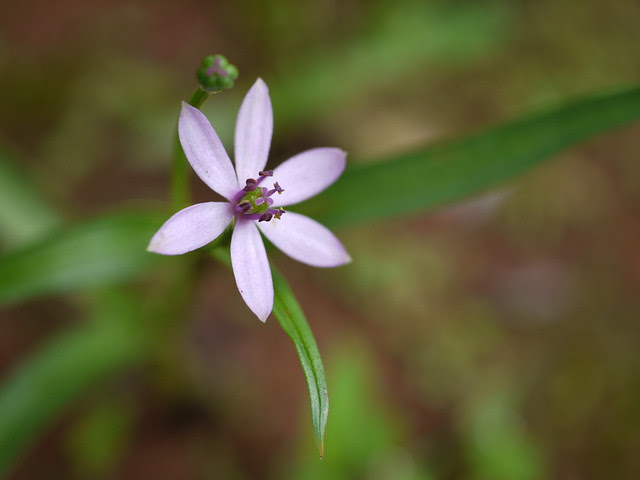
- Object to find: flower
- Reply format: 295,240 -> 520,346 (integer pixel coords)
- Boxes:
148,78 -> 351,321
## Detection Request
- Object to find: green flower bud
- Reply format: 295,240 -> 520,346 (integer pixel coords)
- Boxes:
196,54 -> 238,91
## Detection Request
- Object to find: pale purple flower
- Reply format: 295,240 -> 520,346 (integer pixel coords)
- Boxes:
148,78 -> 351,321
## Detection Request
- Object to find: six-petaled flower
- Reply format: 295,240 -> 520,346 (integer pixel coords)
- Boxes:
148,78 -> 351,321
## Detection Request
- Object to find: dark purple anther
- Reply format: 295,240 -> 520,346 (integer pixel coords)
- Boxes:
243,178 -> 258,191
239,201 -> 251,213
258,213 -> 273,222
259,170 -> 273,177
265,182 -> 284,197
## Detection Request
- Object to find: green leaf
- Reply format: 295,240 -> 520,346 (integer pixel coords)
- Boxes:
0,291 -> 146,474
272,269 -> 329,458
0,211 -> 163,306
210,248 -> 329,457
0,148 -> 61,250
301,86 -> 640,227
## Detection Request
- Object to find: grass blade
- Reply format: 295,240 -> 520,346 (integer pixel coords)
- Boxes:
272,269 -> 329,458
0,291 -> 145,474
210,248 -> 330,457
301,86 -> 640,226
0,211 -> 162,306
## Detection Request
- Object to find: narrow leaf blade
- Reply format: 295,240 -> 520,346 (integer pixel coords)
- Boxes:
210,248 -> 330,456
301,86 -> 640,226
0,211 -> 163,306
0,292 -> 145,474
272,269 -> 329,457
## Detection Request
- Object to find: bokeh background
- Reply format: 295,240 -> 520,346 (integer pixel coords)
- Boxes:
1,0 -> 640,478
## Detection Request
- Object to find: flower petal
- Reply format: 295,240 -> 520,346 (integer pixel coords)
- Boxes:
234,78 -> 273,184
258,212 -> 351,267
270,148 -> 346,206
231,218 -> 273,322
179,102 -> 239,200
147,202 -> 233,255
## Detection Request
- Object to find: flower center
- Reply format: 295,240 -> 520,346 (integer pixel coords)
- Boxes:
233,170 -> 285,222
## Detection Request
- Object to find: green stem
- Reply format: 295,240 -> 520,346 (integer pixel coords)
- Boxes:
188,87 -> 210,109
169,87 -> 218,212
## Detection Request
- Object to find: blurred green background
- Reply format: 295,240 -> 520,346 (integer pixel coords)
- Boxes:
1,0 -> 640,478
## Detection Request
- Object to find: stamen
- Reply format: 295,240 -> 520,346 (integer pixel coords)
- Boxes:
255,170 -> 274,186
265,183 -> 284,197
243,178 -> 258,191
236,173 -> 286,221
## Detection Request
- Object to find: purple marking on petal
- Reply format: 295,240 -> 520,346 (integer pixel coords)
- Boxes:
148,202 -> 233,255
178,103 -> 239,200
231,219 -> 273,321
257,211 -> 351,267
234,79 -> 273,185
271,148 -> 346,206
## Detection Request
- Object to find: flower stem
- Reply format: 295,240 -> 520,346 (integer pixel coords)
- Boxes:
188,86 -> 210,109
169,87 -> 217,212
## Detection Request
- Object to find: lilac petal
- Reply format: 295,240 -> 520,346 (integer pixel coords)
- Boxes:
179,102 -> 239,200
231,218 -> 274,322
258,212 -> 351,267
271,148 -> 346,206
234,78 -> 273,185
147,202 -> 233,255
